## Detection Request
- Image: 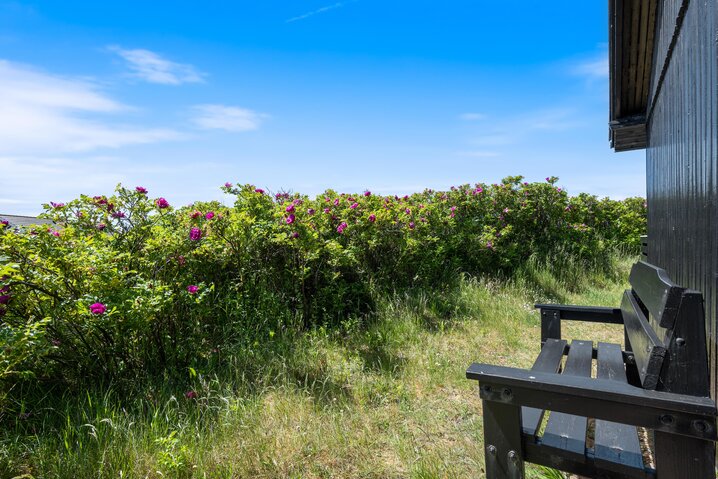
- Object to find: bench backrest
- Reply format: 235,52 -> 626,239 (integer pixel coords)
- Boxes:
625,261 -> 710,397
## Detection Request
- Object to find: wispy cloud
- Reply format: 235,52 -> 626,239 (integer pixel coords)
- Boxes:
459,112 -> 487,121
520,108 -> 580,131
0,60 -> 181,154
191,104 -> 267,132
456,150 -> 500,158
286,1 -> 357,23
572,55 -> 608,79
109,46 -> 206,85
465,108 -> 582,149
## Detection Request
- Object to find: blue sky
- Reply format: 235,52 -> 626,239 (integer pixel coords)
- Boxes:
0,1 -> 646,215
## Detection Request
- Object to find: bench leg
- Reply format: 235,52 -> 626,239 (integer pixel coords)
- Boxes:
654,431 -> 716,478
482,400 -> 525,479
540,309 -> 561,343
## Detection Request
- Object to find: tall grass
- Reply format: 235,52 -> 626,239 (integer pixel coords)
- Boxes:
0,253 -> 634,478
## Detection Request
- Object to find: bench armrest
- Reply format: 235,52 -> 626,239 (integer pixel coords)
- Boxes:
534,304 -> 623,323
466,363 -> 717,441
535,304 -> 623,342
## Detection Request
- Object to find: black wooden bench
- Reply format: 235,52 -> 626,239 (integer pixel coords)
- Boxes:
466,261 -> 717,478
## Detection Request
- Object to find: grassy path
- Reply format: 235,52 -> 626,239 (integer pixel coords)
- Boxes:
2,260 -> 631,478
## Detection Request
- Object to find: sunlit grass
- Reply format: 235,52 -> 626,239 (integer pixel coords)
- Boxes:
0,255 -> 633,478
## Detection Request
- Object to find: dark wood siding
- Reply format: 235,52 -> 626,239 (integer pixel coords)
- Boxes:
646,0 -> 718,398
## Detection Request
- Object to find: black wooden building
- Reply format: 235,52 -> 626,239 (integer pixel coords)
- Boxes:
609,0 -> 718,398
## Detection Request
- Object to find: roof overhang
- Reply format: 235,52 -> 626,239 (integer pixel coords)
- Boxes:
609,0 -> 658,152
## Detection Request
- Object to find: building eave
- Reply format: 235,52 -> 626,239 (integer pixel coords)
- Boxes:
609,0 -> 658,152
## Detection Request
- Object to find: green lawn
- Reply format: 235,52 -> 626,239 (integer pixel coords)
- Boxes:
1,257 -> 632,478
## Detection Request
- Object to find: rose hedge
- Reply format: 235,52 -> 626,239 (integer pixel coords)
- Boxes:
0,176 -> 645,387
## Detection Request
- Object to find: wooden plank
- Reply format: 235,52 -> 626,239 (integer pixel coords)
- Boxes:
635,0 -> 650,111
594,342 -> 644,473
654,431 -> 716,478
620,290 -> 666,389
541,340 -> 593,460
620,0 -> 632,117
610,0 -> 623,120
534,304 -> 623,324
467,365 -> 717,440
643,0 -> 658,103
524,441 -> 655,479
522,339 -> 567,437
625,0 -> 643,113
483,400 -> 525,479
540,308 -> 561,342
629,261 -> 685,330
660,291 -> 712,397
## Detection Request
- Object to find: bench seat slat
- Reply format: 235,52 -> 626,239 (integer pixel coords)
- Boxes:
594,342 -> 645,472
522,339 -> 567,437
541,340 -> 593,459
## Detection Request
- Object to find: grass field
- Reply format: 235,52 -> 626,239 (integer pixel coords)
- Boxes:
1,256 -> 633,478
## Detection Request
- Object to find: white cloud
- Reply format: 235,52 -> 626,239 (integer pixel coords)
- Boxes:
0,60 -> 181,155
573,56 -> 608,79
286,1 -> 356,23
191,104 -> 266,132
109,46 -> 205,85
459,113 -> 486,121
520,108 -> 580,131
456,150 -> 500,158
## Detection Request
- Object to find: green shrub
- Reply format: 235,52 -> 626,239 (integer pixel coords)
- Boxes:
0,177 -> 645,396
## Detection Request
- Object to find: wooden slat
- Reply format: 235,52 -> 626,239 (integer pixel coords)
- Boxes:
483,400 -> 524,478
635,0 -> 650,111
620,0 -> 632,117
629,261 -> 685,330
534,304 -> 623,324
594,342 -> 644,473
469,365 -> 717,440
541,340 -> 593,459
627,0 -> 641,113
621,290 -> 666,389
642,0 -> 658,103
522,339 -> 567,437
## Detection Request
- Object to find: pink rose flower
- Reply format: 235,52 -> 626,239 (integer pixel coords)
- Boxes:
89,303 -> 106,315
156,198 -> 170,209
136,186 -> 148,194
190,227 -> 202,241
286,214 -> 296,224
368,214 -> 376,222
205,211 -> 215,220
187,285 -> 199,294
